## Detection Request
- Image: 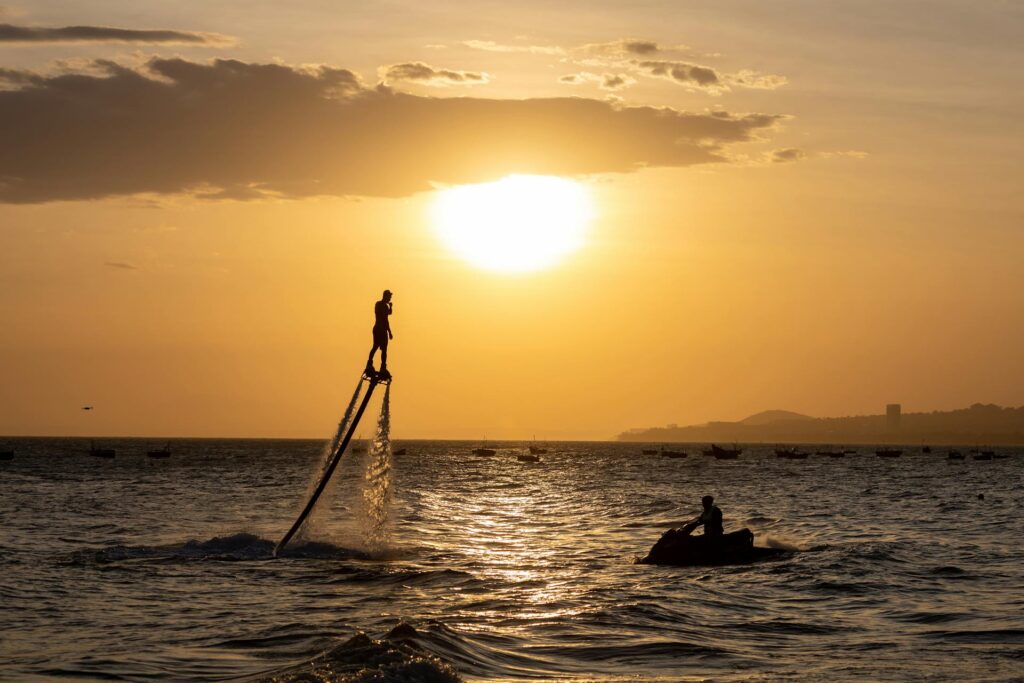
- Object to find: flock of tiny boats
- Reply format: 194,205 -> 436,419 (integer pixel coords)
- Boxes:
1,442 -> 1012,464
471,444 -> 545,463
82,440 -> 172,458
638,444 -> 1011,461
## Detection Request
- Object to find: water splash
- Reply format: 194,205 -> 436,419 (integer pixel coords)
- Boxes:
361,383 -> 393,550
298,380 -> 364,540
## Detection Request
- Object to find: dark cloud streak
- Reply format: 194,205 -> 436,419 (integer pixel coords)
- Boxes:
0,23 -> 230,44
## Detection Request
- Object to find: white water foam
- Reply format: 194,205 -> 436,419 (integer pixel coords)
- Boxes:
360,383 -> 393,551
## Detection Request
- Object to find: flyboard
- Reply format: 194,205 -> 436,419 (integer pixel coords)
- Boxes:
273,369 -> 391,557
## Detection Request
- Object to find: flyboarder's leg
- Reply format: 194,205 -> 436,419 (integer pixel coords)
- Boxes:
366,342 -> 379,375
378,340 -> 390,380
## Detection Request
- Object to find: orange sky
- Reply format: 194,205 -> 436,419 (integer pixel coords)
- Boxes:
1,1 -> 1022,439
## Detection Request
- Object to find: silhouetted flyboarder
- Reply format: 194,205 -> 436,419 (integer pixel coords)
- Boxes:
365,289 -> 393,379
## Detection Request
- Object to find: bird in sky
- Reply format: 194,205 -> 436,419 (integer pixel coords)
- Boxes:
81,406 -> 93,410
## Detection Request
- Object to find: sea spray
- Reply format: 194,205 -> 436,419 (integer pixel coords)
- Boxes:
361,383 -> 393,550
297,379 -> 364,541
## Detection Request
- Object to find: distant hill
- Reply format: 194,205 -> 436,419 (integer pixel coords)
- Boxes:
739,410 -> 813,426
619,403 -> 1024,445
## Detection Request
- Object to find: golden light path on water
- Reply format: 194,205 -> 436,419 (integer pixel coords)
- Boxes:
431,175 -> 593,273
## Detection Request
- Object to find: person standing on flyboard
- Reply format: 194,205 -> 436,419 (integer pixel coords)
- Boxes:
365,289 -> 393,380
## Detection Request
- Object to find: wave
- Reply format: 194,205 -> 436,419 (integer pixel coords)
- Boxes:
62,532 -> 370,565
259,622 -> 459,682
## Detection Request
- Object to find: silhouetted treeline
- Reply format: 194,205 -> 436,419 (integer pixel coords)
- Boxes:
619,403 -> 1024,445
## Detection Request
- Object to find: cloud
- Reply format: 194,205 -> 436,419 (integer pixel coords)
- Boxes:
0,23 -> 232,45
0,57 -> 786,204
634,60 -> 724,91
579,39 -> 665,56
380,61 -> 488,87
729,69 -> 788,90
558,71 -> 636,91
461,39 -> 565,55
634,60 -> 786,93
770,148 -> 806,163
463,37 -> 689,59
104,261 -> 137,270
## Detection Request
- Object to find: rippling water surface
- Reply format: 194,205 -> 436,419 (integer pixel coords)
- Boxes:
2,437 -> 1022,681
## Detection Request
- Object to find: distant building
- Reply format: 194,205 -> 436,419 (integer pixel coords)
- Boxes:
886,404 -> 901,430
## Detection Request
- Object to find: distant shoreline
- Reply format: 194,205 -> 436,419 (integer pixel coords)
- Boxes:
619,402 -> 1024,446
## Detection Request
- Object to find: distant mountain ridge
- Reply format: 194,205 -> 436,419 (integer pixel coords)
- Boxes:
619,403 -> 1024,445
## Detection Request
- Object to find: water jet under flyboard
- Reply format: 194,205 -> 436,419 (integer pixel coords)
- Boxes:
274,368 -> 392,557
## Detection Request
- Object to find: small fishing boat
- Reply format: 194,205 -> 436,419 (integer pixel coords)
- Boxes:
529,445 -> 548,455
0,450 -> 13,461
660,449 -> 687,458
973,452 -> 994,461
641,449 -> 658,455
922,445 -> 932,453
704,444 -> 742,459
472,447 -> 496,456
947,450 -> 965,460
147,443 -> 171,458
876,449 -> 902,458
843,449 -> 858,454
775,447 -> 809,459
88,440 -> 115,458
516,453 -> 541,463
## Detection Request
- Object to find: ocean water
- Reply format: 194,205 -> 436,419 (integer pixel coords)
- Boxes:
1,437 -> 1022,682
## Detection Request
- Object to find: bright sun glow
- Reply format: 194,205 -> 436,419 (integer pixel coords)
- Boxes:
432,175 -> 593,273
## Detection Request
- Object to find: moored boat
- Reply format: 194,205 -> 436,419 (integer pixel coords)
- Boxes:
641,449 -> 658,455
472,448 -> 497,456
88,440 -> 115,458
660,448 -> 687,458
147,443 -> 171,458
947,450 -> 965,460
529,445 -> 548,455
0,450 -> 13,461
876,449 -> 902,458
705,444 -> 742,459
516,453 -> 541,463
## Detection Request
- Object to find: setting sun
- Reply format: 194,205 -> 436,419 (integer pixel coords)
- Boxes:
431,175 -> 593,273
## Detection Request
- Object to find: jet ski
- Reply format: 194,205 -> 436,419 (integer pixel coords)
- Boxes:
639,527 -> 789,567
